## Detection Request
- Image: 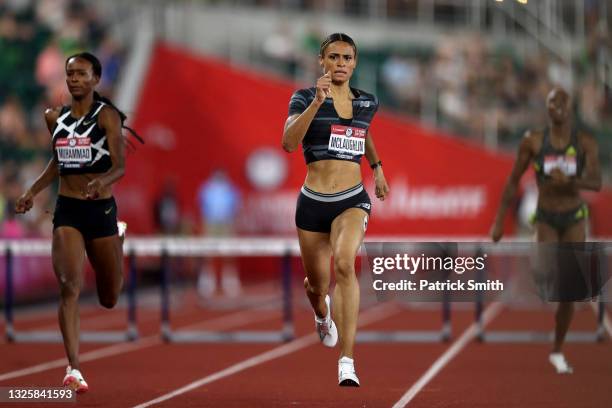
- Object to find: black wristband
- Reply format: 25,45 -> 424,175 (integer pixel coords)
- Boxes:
370,160 -> 382,170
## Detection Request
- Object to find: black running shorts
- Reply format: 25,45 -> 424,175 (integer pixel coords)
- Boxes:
295,183 -> 371,233
53,195 -> 118,240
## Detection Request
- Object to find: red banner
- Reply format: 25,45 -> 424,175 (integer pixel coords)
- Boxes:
117,43 -> 610,237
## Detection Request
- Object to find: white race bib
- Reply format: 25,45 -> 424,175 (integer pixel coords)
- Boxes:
543,154 -> 577,176
56,137 -> 92,164
328,125 -> 366,156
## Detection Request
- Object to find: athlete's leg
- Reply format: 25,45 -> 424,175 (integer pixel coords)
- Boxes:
330,208 -> 367,359
297,228 -> 332,318
85,235 -> 123,309
52,227 -> 86,370
550,219 -> 586,353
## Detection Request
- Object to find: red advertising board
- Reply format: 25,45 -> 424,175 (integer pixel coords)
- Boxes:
116,43 -> 611,238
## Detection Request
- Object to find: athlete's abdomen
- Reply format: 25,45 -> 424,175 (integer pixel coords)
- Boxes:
304,160 -> 362,193
59,174 -> 113,199
537,182 -> 582,212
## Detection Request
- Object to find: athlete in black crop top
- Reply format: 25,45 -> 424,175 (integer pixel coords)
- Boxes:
282,33 -> 389,387
15,52 -> 138,392
491,87 -> 601,374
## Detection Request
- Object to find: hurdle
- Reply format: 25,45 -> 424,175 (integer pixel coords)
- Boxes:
474,241 -> 610,343
357,241 -> 454,343
129,237 -> 459,344
1,240 -> 138,343
124,237 -> 297,343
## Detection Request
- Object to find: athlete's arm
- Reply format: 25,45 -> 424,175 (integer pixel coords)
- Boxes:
85,106 -> 125,199
15,108 -> 61,214
365,131 -> 389,201
15,158 -> 59,214
282,73 -> 331,152
574,133 -> 602,191
491,131 -> 535,241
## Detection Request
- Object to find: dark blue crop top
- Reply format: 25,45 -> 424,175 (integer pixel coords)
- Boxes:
288,87 -> 379,164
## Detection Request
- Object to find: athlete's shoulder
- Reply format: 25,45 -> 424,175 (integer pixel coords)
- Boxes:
292,87 -> 316,98
576,128 -> 597,150
353,88 -> 379,108
288,88 -> 315,115
98,103 -> 121,127
576,127 -> 595,142
98,102 -> 116,116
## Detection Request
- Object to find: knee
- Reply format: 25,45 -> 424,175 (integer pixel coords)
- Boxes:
99,294 -> 118,309
304,277 -> 327,297
334,257 -> 355,283
59,280 -> 80,302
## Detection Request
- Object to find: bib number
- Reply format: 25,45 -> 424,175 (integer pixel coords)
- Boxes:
543,155 -> 577,176
328,125 -> 366,156
56,138 -> 92,164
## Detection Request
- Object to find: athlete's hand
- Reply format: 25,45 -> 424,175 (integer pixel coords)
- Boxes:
15,190 -> 34,214
374,169 -> 389,201
490,221 -> 504,242
85,178 -> 103,200
314,72 -> 332,106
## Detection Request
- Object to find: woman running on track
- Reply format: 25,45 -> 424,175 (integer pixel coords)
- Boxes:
282,33 -> 389,386
491,86 -> 602,374
15,52 -> 140,392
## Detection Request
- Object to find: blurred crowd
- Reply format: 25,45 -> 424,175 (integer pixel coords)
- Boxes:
262,16 -> 612,157
1,0 -> 610,239
0,0 -> 123,238
377,29 -> 612,148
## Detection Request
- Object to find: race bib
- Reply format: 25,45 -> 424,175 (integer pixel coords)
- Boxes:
543,154 -> 577,176
56,137 -> 92,164
328,125 -> 366,156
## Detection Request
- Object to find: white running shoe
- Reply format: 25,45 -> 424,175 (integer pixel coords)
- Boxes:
63,366 -> 89,393
315,295 -> 338,347
549,353 -> 573,374
338,356 -> 360,387
117,221 -> 127,238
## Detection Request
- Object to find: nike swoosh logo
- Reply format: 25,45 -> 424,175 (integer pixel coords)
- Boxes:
105,207 -> 112,215
83,119 -> 96,126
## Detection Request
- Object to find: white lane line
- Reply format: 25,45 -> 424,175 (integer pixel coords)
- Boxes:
0,308 -> 279,382
391,302 -> 503,408
131,303 -> 400,408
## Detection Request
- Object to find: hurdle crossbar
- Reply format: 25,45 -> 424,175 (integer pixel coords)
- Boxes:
1,240 -> 138,343
473,242 -> 610,343
137,238 -> 299,343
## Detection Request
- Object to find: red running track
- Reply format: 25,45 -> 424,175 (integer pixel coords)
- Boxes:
0,295 -> 610,407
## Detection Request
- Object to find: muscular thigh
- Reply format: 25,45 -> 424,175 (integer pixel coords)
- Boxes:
297,228 -> 332,279
330,208 -> 368,260
560,219 -> 586,243
52,227 -> 86,284
85,235 -> 123,283
536,222 -> 560,243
